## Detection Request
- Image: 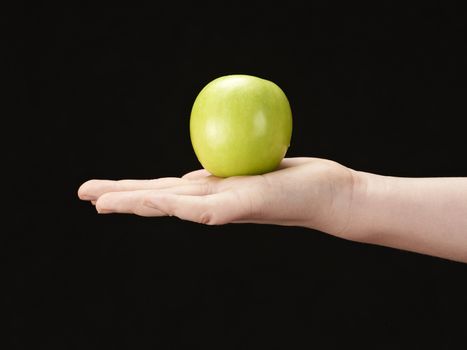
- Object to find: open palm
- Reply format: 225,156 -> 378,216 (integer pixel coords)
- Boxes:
78,157 -> 355,236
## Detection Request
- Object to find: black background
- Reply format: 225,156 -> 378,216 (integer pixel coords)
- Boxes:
6,2 -> 467,349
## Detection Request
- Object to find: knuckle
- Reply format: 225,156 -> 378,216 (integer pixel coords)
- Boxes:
142,196 -> 154,208
200,182 -> 214,195
191,179 -> 217,195
142,194 -> 173,215
198,211 -> 218,225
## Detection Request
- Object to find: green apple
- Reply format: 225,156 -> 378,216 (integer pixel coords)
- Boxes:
189,74 -> 293,177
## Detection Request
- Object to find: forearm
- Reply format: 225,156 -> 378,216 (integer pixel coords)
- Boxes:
345,171 -> 467,263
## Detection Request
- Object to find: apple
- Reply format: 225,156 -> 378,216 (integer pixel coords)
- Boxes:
189,74 -> 293,177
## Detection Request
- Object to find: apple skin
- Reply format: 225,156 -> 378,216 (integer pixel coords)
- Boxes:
190,74 -> 293,177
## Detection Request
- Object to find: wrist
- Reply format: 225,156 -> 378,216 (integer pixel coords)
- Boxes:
342,170 -> 392,244
304,161 -> 365,240
332,168 -> 367,241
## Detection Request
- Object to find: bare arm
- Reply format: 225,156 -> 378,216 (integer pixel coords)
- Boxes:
346,172 -> 467,263
78,157 -> 467,263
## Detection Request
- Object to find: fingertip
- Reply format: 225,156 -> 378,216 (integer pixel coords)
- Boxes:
94,192 -> 113,213
77,179 -> 100,200
77,181 -> 91,200
94,199 -> 109,214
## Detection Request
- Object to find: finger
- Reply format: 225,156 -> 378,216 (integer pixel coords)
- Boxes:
96,191 -> 166,216
78,177 -> 190,201
95,184 -> 215,216
145,191 -> 250,225
182,169 -> 212,180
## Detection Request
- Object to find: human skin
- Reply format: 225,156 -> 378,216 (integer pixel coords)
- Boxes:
78,157 -> 467,263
